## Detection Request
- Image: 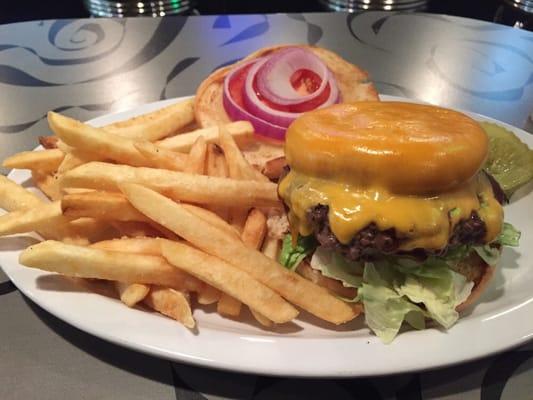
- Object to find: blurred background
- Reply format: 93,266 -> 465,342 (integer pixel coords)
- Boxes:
1,0 -> 532,31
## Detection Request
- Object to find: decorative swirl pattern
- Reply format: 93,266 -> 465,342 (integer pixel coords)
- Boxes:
48,20 -> 108,51
0,12 -> 532,400
346,12 -> 533,124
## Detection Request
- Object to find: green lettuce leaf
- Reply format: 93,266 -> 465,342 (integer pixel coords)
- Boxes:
358,263 -> 426,344
359,257 -> 474,343
473,245 -> 500,266
498,222 -> 521,247
278,234 -> 316,271
394,263 -> 473,329
309,247 -> 363,289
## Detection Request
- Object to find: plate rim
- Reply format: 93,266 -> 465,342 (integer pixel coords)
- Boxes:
2,94 -> 533,378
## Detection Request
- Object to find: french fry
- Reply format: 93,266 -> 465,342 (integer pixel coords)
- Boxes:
61,162 -> 280,208
0,201 -> 63,236
133,141 -> 187,171
0,175 -> 106,243
218,209 -> 267,319
121,184 -> 358,325
216,294 -> 242,317
196,283 -> 221,305
218,125 -> 268,182
181,204 -> 240,241
57,152 -> 90,174
156,121 -> 253,152
115,282 -> 150,307
62,191 -> 239,240
206,143 -> 229,221
241,208 -> 269,326
104,98 -> 195,142
91,238 -> 207,295
32,171 -> 62,201
0,174 -> 43,211
62,192 -> 149,222
56,140 -> 74,154
144,286 -> 195,329
261,156 -> 287,181
39,135 -> 59,149
110,221 -> 162,238
261,236 -> 280,260
19,240 -> 199,291
250,308 -> 272,328
241,209 -> 267,250
2,149 -> 64,173
48,112 -> 151,167
91,237 -> 163,256
161,240 -> 298,324
184,136 -> 207,174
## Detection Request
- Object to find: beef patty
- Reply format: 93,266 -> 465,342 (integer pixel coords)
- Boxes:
306,204 -> 489,261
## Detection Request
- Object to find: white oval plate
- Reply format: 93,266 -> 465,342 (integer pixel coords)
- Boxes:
1,95 -> 532,377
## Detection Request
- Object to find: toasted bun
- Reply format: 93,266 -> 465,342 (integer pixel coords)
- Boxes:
194,44 -> 380,129
285,102 -> 489,195
456,252 -> 496,312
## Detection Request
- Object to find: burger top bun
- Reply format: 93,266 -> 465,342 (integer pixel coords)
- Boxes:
194,45 -> 380,169
194,44 -> 380,129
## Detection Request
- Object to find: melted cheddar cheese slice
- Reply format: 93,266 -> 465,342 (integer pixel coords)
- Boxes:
279,171 -> 502,250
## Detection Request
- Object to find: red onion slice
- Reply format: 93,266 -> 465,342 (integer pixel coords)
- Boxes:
223,60 -> 286,141
243,58 -> 340,128
221,49 -> 341,140
255,47 -> 329,106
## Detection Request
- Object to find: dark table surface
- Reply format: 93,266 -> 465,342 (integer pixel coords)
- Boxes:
1,11 -> 533,400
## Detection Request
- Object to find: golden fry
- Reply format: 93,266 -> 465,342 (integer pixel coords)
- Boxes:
196,283 -> 221,305
110,221 -> 162,238
133,141 -> 187,171
157,121 -> 253,152
241,208 -> 270,326
0,201 -> 63,237
184,136 -> 207,174
32,171 -> 62,201
217,294 -> 242,317
121,184 -> 358,325
48,112 -> 150,167
0,175 -> 106,243
218,125 -> 267,182
115,282 -> 150,307
39,135 -> 59,149
181,204 -> 240,241
241,209 -> 267,250
250,308 -> 273,328
144,286 -> 195,329
161,240 -> 298,324
2,149 -> 64,173
57,152 -> 90,174
104,98 -> 195,142
261,235 -> 280,260
62,162 -> 280,208
62,191 -> 148,222
206,144 -> 230,221
91,237 -> 163,256
20,240 -> 199,291
0,174 -> 43,211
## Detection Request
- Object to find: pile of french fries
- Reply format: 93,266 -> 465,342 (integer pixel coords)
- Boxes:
0,98 -> 359,330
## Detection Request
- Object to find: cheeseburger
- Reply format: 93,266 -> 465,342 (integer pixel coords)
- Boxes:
278,101 -> 520,342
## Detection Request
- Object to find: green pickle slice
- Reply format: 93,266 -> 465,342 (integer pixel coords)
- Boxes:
480,121 -> 533,197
